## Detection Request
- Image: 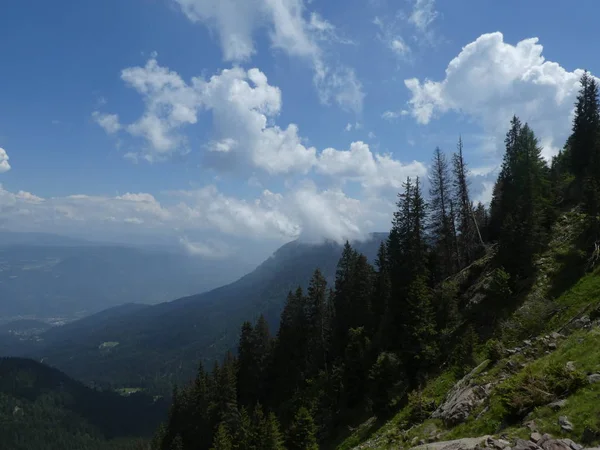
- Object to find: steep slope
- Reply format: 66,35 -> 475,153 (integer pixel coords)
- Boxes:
28,234 -> 386,393
0,239 -> 252,320
0,357 -> 167,450
336,213 -> 600,450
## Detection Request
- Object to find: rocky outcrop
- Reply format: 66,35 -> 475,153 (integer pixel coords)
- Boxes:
409,434 -> 596,450
432,361 -> 494,426
411,436 -> 491,450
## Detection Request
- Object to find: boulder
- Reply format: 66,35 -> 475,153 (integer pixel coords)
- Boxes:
540,440 -> 573,450
432,361 -> 493,425
411,436 -> 491,450
559,416 -> 574,432
531,433 -> 543,443
513,439 -> 541,450
548,399 -> 567,411
587,373 -> 600,384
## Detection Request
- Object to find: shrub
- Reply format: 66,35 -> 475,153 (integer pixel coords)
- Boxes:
500,362 -> 587,418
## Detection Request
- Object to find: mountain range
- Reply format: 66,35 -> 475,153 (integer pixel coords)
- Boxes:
0,232 -> 254,322
5,233 -> 387,393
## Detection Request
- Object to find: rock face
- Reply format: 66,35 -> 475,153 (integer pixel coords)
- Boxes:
410,436 -> 491,450
432,361 -> 493,425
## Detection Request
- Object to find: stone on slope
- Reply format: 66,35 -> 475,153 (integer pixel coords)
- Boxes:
559,416 -> 574,432
432,361 -> 493,426
410,436 -> 491,450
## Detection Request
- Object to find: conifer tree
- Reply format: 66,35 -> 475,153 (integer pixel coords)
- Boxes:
305,269 -> 329,375
429,147 -> 457,278
287,407 -> 319,450
452,137 -> 478,267
211,423 -> 233,450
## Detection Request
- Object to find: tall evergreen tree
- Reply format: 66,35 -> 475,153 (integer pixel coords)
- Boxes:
211,423 -> 233,450
287,407 -> 319,450
452,137 -> 478,267
305,269 -> 329,375
429,147 -> 457,278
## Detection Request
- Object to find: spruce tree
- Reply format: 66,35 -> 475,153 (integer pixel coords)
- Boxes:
305,269 -> 329,375
287,407 -> 319,450
211,423 -> 233,450
429,147 -> 457,278
452,137 -> 478,267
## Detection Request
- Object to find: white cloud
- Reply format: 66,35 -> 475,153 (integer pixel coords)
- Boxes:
173,0 -> 364,112
409,0 -> 438,34
0,148 -> 10,173
373,16 -> 412,60
179,236 -> 234,258
316,141 -> 426,191
96,60 -> 317,172
381,110 -> 408,120
92,112 -> 121,134
405,32 -> 587,159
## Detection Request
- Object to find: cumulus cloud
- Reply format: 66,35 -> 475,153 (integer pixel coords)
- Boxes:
95,59 -> 416,184
404,32 -> 587,159
96,60 -> 317,171
0,178 -> 401,246
317,141 -> 426,191
172,0 -> 364,112
0,148 -> 10,173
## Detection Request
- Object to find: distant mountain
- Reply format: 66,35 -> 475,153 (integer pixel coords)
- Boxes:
28,234 -> 387,393
0,232 -> 254,320
0,357 -> 167,450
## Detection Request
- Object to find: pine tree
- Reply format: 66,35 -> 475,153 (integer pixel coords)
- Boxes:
452,137 -> 478,267
371,242 -> 391,347
492,118 -> 550,278
332,242 -> 359,355
305,269 -> 329,375
211,423 -> 233,450
429,147 -> 457,278
262,413 -> 286,450
287,407 -> 319,450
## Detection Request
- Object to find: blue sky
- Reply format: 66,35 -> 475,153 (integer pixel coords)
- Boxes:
0,0 -> 597,259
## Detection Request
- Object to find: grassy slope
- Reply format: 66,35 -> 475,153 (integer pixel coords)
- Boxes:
338,212 -> 600,449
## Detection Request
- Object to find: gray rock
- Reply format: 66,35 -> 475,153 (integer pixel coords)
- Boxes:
587,373 -> 600,383
551,332 -> 564,340
549,342 -> 558,350
432,361 -> 493,425
538,435 -> 553,447
549,399 -> 567,411
524,420 -> 538,432
566,361 -> 577,372
410,436 -> 492,450
486,438 -> 511,449
531,433 -> 543,443
561,439 -> 582,450
524,340 -> 533,346
559,416 -> 574,432
513,439 -> 541,450
540,440 -> 572,450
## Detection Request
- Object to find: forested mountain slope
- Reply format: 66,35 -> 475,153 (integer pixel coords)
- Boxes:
26,235 -> 385,392
0,357 -> 167,450
148,74 -> 600,450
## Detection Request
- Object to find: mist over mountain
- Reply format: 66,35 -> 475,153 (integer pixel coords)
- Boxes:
0,231 -> 255,322
17,234 -> 387,392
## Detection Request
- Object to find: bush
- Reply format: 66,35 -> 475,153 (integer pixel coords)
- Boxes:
484,339 -> 504,364
368,352 -> 406,414
500,362 -> 587,418
406,390 -> 436,425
